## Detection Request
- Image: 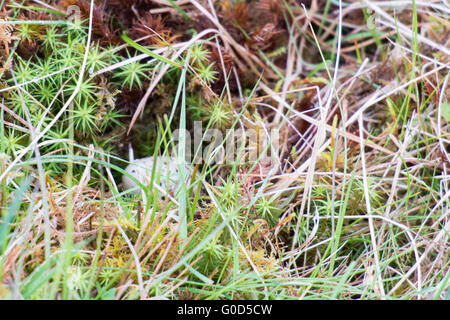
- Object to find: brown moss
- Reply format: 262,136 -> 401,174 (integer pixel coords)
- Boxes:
130,13 -> 180,46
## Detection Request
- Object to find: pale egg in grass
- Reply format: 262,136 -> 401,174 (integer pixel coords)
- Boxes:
122,155 -> 193,195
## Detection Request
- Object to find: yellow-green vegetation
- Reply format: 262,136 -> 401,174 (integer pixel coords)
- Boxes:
0,0 -> 448,300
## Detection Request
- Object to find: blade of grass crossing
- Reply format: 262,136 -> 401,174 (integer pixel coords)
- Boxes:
177,50 -> 190,239
121,34 -> 184,69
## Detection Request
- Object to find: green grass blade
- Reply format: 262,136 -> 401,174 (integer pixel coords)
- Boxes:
122,34 -> 184,69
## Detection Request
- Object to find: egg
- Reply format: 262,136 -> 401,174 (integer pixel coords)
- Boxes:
122,156 -> 193,194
